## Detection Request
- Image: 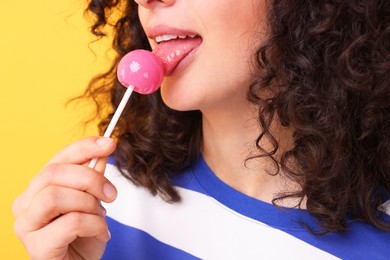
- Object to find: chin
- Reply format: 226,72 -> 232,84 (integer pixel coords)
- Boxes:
161,93 -> 196,112
160,83 -> 200,112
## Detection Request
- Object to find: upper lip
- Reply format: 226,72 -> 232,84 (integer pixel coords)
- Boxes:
145,25 -> 201,43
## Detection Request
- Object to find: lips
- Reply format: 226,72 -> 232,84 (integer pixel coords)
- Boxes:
152,34 -> 202,75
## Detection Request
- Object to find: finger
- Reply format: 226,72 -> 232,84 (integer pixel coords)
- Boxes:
12,164 -> 117,217
20,213 -> 109,260
48,137 -> 116,165
41,213 -> 110,252
83,157 -> 108,174
13,137 -> 116,216
15,186 -> 105,232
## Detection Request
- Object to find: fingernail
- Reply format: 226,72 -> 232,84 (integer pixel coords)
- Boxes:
99,205 -> 107,216
97,229 -> 111,242
103,183 -> 117,199
96,137 -> 113,146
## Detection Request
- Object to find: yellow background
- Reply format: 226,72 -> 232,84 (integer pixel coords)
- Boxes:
0,1 -> 111,258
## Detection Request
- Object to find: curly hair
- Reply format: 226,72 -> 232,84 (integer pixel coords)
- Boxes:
83,0 -> 390,234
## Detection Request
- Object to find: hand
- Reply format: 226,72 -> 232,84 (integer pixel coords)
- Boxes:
12,137 -> 117,260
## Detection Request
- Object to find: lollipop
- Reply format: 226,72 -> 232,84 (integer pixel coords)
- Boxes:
89,50 -> 164,168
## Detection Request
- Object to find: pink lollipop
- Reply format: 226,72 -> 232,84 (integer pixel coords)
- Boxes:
117,49 -> 164,94
89,50 -> 164,168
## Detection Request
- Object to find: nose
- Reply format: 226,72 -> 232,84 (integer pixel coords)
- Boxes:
135,0 -> 175,8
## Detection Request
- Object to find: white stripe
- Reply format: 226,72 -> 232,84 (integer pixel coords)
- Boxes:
103,164 -> 338,260
381,200 -> 390,215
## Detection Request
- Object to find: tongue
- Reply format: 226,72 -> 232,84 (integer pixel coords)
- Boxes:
153,37 -> 202,75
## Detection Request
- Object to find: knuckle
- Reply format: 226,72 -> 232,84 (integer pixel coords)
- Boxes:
82,195 -> 100,213
66,212 -> 107,236
81,171 -> 97,187
40,186 -> 61,209
41,163 -> 64,182
66,212 -> 84,229
81,171 -> 105,194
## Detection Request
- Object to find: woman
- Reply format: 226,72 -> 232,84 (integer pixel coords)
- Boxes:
13,0 -> 390,259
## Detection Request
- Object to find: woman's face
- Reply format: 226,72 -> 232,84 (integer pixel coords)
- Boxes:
136,0 -> 267,112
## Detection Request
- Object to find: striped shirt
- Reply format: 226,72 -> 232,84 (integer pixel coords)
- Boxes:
102,157 -> 390,259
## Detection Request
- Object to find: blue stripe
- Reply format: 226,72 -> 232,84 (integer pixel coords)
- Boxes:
288,221 -> 390,259
107,156 -> 117,166
171,168 -> 205,194
102,217 -> 201,260
181,156 -> 390,259
190,156 -> 319,230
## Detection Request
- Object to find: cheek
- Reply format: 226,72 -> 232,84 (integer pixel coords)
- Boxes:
137,6 -> 152,36
202,4 -> 265,68
201,33 -> 258,91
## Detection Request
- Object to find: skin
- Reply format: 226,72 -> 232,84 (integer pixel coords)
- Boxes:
13,137 -> 117,259
139,0 -> 265,111
138,0 -> 297,201
13,0 -> 297,259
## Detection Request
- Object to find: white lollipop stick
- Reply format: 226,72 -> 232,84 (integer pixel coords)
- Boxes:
88,86 -> 134,169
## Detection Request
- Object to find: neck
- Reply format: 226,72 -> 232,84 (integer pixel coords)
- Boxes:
200,100 -> 301,207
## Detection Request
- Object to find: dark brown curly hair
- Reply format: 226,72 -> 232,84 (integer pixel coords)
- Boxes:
82,0 -> 390,234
